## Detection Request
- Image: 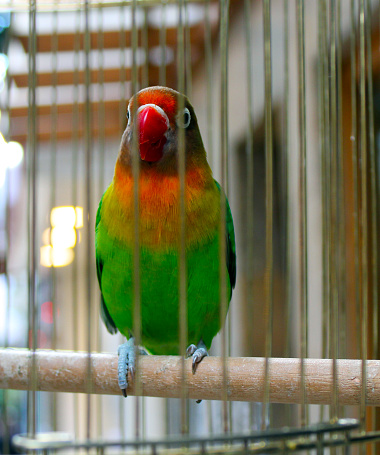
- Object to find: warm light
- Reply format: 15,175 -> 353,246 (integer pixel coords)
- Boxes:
6,141 -> 24,169
42,228 -> 51,246
75,206 -> 83,228
40,246 -> 53,267
51,226 -> 76,249
40,245 -> 74,268
42,206 -> 83,268
50,206 -> 76,228
0,135 -> 24,188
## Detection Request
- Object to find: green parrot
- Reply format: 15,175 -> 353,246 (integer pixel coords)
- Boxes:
95,86 -> 236,396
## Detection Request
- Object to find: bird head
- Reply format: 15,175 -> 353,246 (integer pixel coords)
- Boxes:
119,86 -> 205,170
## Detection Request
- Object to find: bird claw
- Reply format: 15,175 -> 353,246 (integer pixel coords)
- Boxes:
117,337 -> 136,397
186,340 -> 208,374
186,344 -> 197,357
191,347 -> 208,374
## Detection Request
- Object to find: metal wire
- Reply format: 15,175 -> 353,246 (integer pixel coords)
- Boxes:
84,0 -> 93,439
358,0 -> 368,433
97,3 -> 106,440
365,0 -> 379,368
296,0 -> 307,429
219,0 -> 229,435
262,0 -> 273,432
318,3 -> 330,421
12,419 -> 361,453
71,0 -> 81,438
159,2 -> 167,86
27,0 -> 38,439
175,0 -> 189,438
131,0 -> 143,442
243,1 -> 255,432
329,0 -> 339,423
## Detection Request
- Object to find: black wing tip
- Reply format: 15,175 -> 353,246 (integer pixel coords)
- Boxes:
100,294 -> 118,335
106,323 -> 118,335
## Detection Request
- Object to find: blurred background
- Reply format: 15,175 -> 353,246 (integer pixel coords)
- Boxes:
0,0 -> 379,453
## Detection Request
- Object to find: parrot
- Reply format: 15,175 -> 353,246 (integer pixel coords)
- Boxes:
95,86 -> 236,397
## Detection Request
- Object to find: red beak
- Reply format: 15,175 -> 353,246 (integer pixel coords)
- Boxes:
138,105 -> 168,162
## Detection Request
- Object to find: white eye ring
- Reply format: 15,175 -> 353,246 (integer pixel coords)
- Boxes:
127,106 -> 131,126
176,107 -> 191,128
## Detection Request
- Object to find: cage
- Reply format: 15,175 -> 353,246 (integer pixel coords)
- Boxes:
0,0 -> 379,454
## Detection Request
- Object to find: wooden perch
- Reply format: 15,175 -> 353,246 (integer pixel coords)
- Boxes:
0,348 -> 379,405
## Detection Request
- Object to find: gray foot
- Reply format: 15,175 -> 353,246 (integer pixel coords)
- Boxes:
186,339 -> 208,374
117,338 -> 148,397
118,337 -> 136,397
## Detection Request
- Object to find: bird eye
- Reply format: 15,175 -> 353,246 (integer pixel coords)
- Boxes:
127,106 -> 131,126
176,107 -> 191,128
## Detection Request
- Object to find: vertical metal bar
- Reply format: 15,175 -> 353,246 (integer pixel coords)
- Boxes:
296,0 -> 308,428
84,0 -> 93,440
184,1 -> 192,98
283,0 -> 291,428
119,1 -> 127,131
262,0 -> 273,431
141,8 -> 149,88
50,2 -> 58,433
350,0 -> 361,365
366,0 -> 379,371
219,0 -> 230,434
329,0 -> 339,423
71,0 -> 81,438
27,0 -> 38,439
204,0 -> 213,164
131,0 -> 142,442
119,1 -> 127,440
159,2 -> 167,86
282,0 -> 289,360
336,0 -> 347,369
321,0 -> 331,395
204,0 -> 214,436
177,0 -> 188,437
50,4 -> 58,350
317,0 -> 328,423
97,3 -> 106,441
359,0 -> 368,435
243,0 -> 255,431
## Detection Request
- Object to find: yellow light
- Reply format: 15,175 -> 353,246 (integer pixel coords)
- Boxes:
40,245 -> 53,267
40,245 -> 74,268
42,228 -> 51,246
75,207 -> 83,228
50,206 -> 76,228
51,226 -> 77,249
6,141 -> 24,169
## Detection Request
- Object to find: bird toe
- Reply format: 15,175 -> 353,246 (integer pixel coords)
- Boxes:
191,347 -> 208,374
186,344 -> 197,357
117,337 -> 136,397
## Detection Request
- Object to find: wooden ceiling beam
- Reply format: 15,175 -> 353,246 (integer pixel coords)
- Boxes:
12,67 -> 140,87
18,30 -> 139,53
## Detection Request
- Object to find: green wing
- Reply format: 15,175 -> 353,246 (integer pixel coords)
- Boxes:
95,194 -> 118,335
214,180 -> 237,292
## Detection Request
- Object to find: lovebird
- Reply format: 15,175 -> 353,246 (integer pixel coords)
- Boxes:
95,86 -> 236,396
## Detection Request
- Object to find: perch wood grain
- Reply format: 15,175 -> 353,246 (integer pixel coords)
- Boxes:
0,349 -> 379,405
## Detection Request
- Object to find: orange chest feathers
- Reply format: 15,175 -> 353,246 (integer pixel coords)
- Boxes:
101,164 -> 221,250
